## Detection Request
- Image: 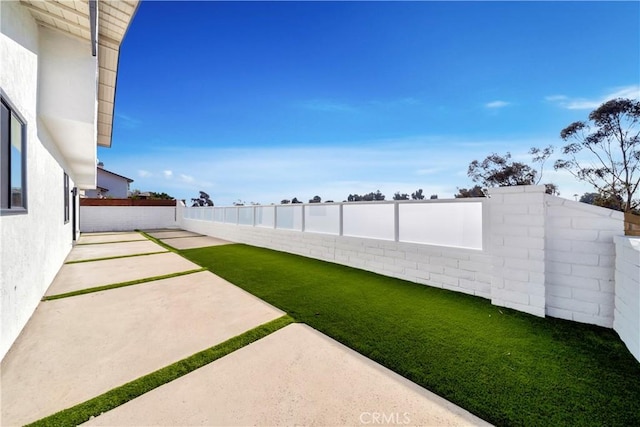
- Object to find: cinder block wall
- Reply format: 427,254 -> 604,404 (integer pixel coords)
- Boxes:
487,186 -> 547,317
545,197 -> 623,327
80,206 -> 177,232
177,188 -> 638,361
179,212 -> 492,299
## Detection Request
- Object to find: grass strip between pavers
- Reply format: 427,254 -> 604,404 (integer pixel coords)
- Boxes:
64,251 -> 168,264
26,315 -> 295,427
42,268 -> 206,301
137,230 -> 182,253
179,244 -> 640,427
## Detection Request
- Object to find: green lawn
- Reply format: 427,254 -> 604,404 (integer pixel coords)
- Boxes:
181,244 -> 640,427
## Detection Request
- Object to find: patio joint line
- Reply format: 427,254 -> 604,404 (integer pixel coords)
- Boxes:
42,268 -> 207,301
138,231 -> 182,253
75,239 -> 148,246
25,315 -> 296,427
65,251 -> 169,264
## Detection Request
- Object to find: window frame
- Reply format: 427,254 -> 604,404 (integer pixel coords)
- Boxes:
1,89 -> 27,215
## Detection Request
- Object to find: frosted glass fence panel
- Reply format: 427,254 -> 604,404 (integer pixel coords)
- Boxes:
214,208 -> 224,222
255,206 -> 275,228
276,205 -> 303,230
238,207 -> 254,225
304,204 -> 340,235
188,208 -> 204,220
398,202 -> 482,249
224,207 -> 238,224
343,203 -> 395,241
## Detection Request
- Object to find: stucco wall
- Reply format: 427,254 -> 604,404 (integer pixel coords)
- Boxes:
80,206 -> 177,232
1,1 -> 83,360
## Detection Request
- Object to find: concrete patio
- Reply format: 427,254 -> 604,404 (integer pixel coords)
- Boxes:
1,230 -> 490,426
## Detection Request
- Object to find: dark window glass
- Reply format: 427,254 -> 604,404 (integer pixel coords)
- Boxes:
1,93 -> 27,213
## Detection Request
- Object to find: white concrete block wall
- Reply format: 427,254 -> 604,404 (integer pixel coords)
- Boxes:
545,196 -> 624,327
614,236 -> 640,361
180,216 -> 492,299
488,186 -> 547,317
80,206 -> 177,232
177,190 -> 638,362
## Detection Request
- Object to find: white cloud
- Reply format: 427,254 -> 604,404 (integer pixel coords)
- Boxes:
107,134 -> 597,206
485,100 -> 510,109
415,168 -> 442,176
368,97 -> 422,109
180,174 -> 195,183
163,170 -> 173,178
546,84 -> 640,110
114,112 -> 141,130
138,169 -> 152,177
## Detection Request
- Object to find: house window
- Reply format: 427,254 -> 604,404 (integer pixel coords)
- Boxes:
64,172 -> 70,223
1,92 -> 27,213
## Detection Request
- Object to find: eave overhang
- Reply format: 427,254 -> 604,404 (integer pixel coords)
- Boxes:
17,0 -> 138,188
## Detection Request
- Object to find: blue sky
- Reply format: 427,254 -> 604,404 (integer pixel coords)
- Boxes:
99,0 -> 640,205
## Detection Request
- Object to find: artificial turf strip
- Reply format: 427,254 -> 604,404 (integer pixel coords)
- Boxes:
138,231 -> 182,253
41,268 -> 206,301
181,244 -> 640,427
64,251 -> 168,264
26,315 -> 295,427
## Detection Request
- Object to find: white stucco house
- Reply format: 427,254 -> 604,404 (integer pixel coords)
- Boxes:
84,163 -> 134,198
0,0 -> 139,360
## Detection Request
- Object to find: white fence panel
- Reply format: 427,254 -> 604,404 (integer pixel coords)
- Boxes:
343,203 -> 395,241
399,202 -> 483,249
238,207 -> 254,225
224,207 -> 238,224
255,206 -> 275,228
276,205 -> 303,230
304,204 -> 340,235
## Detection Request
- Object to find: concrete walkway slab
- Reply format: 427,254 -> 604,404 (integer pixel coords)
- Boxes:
1,271 -> 284,426
160,236 -> 232,250
146,230 -> 203,239
87,324 -> 490,427
45,252 -> 203,296
65,240 -> 167,262
78,232 -> 147,244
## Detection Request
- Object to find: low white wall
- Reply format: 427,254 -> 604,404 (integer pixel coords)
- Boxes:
80,206 -> 177,232
177,187 -> 638,362
179,213 -> 492,299
614,236 -> 640,361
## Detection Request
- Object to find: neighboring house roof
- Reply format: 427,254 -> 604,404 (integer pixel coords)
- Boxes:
99,167 -> 134,183
21,0 -> 139,148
